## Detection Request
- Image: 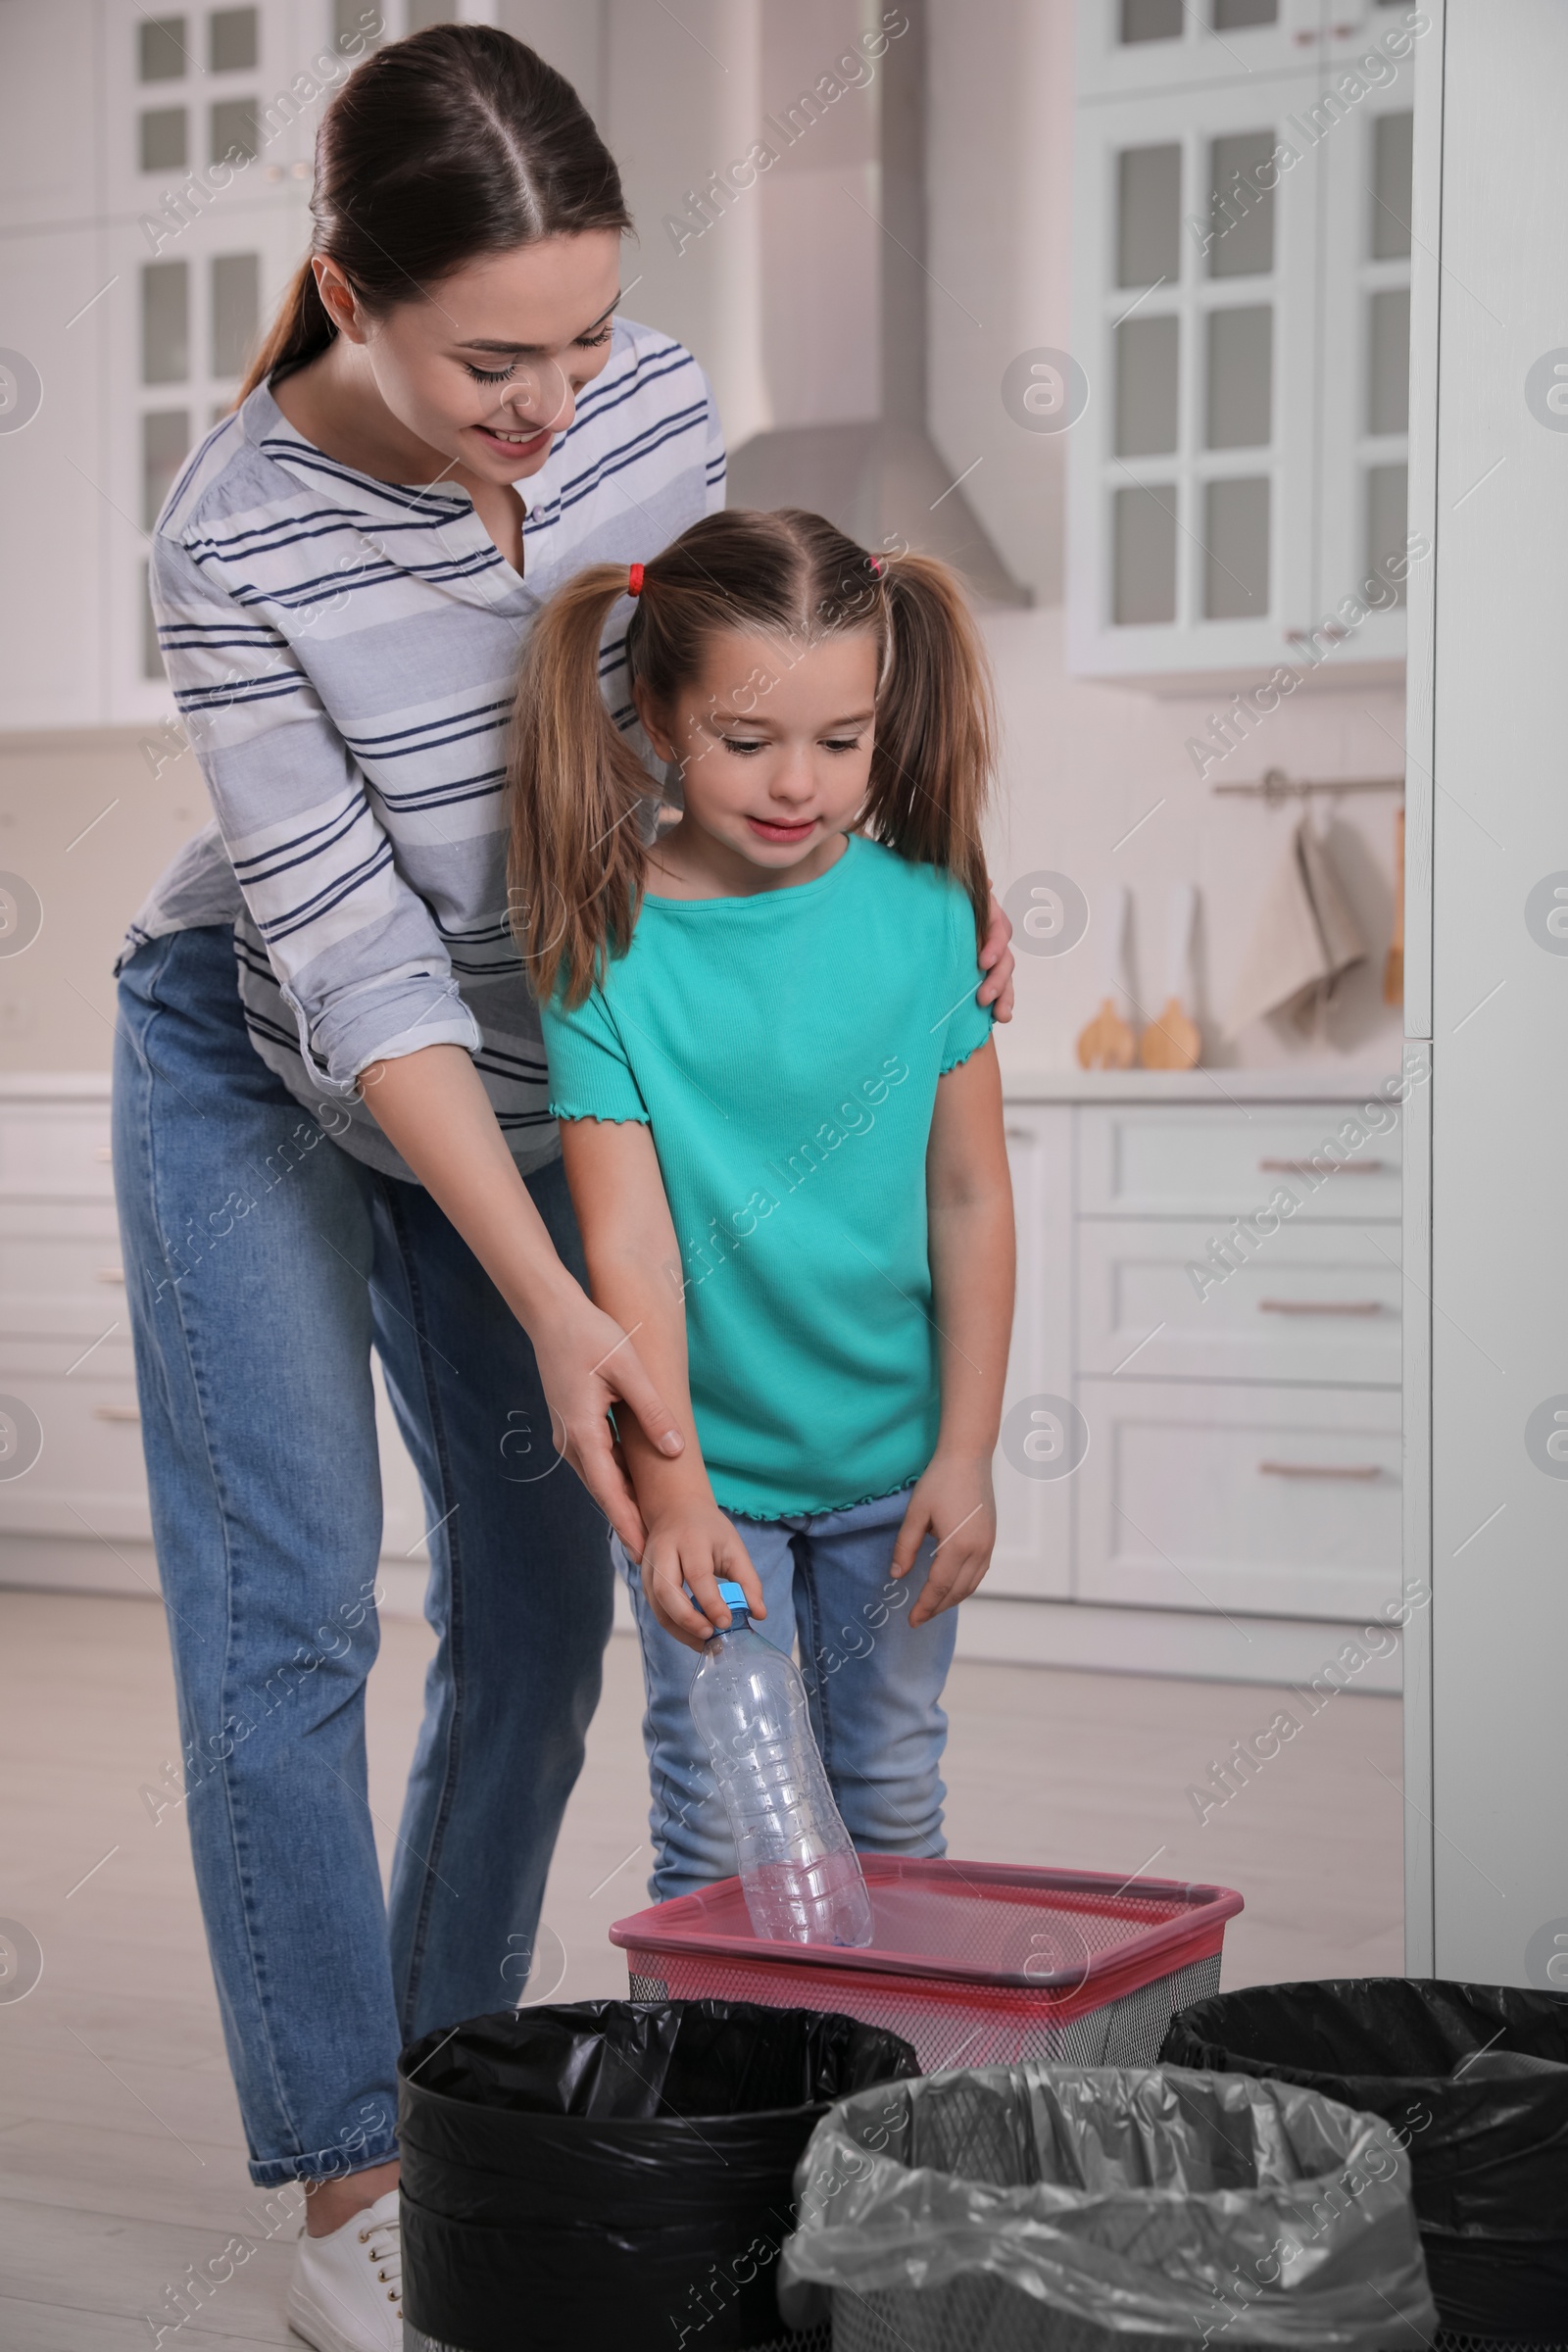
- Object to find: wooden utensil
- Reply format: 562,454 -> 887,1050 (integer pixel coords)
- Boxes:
1383,807 -> 1404,1005
1076,883 -> 1136,1069
1140,881 -> 1201,1068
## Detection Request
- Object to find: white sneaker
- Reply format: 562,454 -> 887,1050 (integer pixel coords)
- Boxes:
287,2186 -> 403,2352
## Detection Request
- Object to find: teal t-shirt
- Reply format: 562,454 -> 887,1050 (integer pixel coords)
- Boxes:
541,834 -> 993,1520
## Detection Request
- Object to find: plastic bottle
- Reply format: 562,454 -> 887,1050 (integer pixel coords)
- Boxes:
689,1580 -> 875,1948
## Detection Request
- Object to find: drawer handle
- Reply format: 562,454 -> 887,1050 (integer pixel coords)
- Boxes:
93,1403 -> 140,1424
1257,1298 -> 1382,1316
1258,1157 -> 1387,1175
1259,1459 -> 1380,1481
95,1266 -> 125,1285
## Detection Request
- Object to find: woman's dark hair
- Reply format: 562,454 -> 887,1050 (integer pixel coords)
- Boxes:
510,510 -> 998,1007
240,25 -> 631,398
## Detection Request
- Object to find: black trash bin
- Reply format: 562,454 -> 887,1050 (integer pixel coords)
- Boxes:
778,2063 -> 1438,2349
1162,1979 -> 1568,2345
398,1998 -> 919,2352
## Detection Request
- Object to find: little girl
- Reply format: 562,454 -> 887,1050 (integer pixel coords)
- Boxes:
510,508 -> 1015,1899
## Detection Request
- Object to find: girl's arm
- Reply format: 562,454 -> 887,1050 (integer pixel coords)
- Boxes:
554,1113 -> 766,1650
362,1047 -> 684,1556
892,1039 -> 1015,1626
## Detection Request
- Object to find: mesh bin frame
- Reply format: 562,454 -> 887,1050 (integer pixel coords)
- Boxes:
612,1856 -> 1240,2075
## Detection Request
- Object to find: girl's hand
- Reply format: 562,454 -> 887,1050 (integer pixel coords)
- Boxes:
978,890 -> 1015,1022
638,1499 -> 767,1652
891,1453 -> 998,1627
529,1290 -> 686,1558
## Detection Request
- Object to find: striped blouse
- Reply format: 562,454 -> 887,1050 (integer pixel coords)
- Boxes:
122,317 -> 724,1178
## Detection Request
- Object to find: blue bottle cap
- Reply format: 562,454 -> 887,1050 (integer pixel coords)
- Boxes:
716,1579 -> 749,1609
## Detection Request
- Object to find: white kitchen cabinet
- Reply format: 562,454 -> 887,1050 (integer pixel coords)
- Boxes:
1075,1373 -> 1402,1619
1076,1101 -> 1401,1219
0,1 -> 366,729
991,1107 -> 1075,1599
1068,0 -> 1421,684
989,1070 -> 1404,1658
1076,0 -> 1326,98
0,1076 -> 434,1592
1076,1216 -> 1402,1384
0,1073 -> 1404,1677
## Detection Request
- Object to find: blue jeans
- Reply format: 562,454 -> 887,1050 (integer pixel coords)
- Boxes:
617,1490 -> 957,1900
113,927 -> 612,2187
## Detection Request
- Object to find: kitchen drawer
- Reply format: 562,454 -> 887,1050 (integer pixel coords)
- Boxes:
0,1102 -> 115,1200
0,1224 -> 130,1340
1077,1103 -> 1402,1221
0,1360 -> 152,1543
1077,1219 -> 1401,1386
1075,1376 -> 1400,1621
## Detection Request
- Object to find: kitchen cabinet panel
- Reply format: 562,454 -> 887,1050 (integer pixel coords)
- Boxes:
1076,1373 -> 1401,1619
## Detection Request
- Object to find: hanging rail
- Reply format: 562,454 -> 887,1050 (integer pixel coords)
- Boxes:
1210,766 -> 1404,805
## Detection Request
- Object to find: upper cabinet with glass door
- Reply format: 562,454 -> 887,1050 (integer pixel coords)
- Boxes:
100,1 -> 385,722
1068,0 -> 1420,687
1078,0 -> 1330,96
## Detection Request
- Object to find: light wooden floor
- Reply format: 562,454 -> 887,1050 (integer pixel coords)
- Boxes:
0,1591 -> 1403,2348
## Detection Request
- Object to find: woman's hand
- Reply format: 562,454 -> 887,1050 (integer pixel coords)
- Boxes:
978,889 -> 1015,1021
355,1045 -> 687,1553
891,1452 -> 998,1627
637,1498 -> 767,1652
528,1291 -> 688,1558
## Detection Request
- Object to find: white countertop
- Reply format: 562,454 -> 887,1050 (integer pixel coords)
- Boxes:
995,1060 -> 1404,1104
0,1064 -> 1407,1105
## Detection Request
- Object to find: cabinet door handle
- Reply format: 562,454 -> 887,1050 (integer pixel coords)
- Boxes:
1258,1156 -> 1387,1175
93,1403 -> 140,1424
1257,1298 -> 1382,1316
1259,1459 -> 1380,1481
95,1266 -> 125,1285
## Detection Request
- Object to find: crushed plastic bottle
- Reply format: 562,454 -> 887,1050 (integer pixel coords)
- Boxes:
689,1580 -> 874,1948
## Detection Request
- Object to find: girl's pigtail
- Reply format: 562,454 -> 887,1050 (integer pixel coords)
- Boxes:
508,565 -> 657,1006
864,554 -> 996,942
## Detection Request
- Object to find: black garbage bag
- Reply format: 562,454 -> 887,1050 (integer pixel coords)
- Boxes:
398,1998 -> 919,2352
1161,1980 -> 1568,2339
778,2063 -> 1438,2348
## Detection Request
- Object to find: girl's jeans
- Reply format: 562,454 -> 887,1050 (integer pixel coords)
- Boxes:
113,926 -> 612,2186
616,1490 -> 957,1899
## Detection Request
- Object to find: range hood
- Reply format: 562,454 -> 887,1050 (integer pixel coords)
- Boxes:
727,0 -> 1029,611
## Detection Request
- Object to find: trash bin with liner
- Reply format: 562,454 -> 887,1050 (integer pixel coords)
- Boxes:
1162,1979 -> 1568,2345
778,2063 -> 1439,2350
611,1857 -> 1244,2075
397,1997 -> 918,2352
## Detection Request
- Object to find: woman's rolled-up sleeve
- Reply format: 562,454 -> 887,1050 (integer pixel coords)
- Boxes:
153,529 -> 481,1094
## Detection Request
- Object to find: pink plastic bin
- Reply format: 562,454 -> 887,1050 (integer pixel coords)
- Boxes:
611,1856 -> 1243,2075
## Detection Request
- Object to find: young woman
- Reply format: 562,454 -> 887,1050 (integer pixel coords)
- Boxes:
512,510 -> 1015,1900
114,26 -> 1013,2348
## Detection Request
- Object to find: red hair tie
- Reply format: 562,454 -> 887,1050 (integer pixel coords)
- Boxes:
627,563 -> 644,597
868,556 -> 885,575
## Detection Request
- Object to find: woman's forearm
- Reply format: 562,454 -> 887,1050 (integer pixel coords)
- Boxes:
359,1045 -> 579,1326
559,1120 -> 712,1515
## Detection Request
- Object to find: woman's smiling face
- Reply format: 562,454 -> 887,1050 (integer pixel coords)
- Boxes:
317,228 -> 622,484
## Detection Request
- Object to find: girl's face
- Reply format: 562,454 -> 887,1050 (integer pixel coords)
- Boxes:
637,627 -> 880,893
318,229 -> 622,484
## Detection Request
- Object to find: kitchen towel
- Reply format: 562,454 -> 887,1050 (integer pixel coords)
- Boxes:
1225,814 -> 1368,1036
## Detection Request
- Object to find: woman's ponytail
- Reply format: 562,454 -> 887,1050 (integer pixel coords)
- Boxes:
863,553 -> 996,943
237,259 -> 335,402
509,566 -> 660,1007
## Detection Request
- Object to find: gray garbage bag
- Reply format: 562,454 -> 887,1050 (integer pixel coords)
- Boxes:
778,2064 -> 1439,2349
